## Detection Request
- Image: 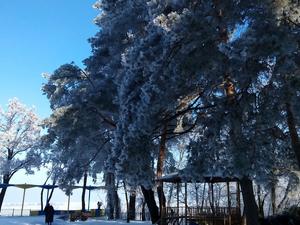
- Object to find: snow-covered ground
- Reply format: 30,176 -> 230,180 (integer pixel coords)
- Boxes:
0,216 -> 152,225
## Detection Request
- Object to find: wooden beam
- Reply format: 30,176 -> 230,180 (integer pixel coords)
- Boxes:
177,183 -> 179,215
227,181 -> 232,225
21,188 -> 26,216
185,182 -> 187,225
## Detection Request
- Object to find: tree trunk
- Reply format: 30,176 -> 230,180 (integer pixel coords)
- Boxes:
142,200 -> 146,221
47,187 -> 55,204
157,185 -> 166,218
226,182 -> 232,224
46,180 -> 56,205
141,185 -> 159,224
123,182 -> 130,222
227,97 -> 259,224
240,177 -> 259,225
201,183 -> 206,210
81,172 -> 88,212
237,182 -> 241,213
208,183 -> 215,214
41,187 -> 45,211
156,123 -> 167,217
40,173 -> 51,210
195,184 -> 199,209
286,102 -> 300,167
271,183 -> 276,215
256,184 -> 264,218
106,172 -> 116,219
0,188 -> 7,212
114,189 -> 120,219
107,193 -> 114,219
0,174 -> 10,211
277,178 -> 291,210
129,190 -> 136,220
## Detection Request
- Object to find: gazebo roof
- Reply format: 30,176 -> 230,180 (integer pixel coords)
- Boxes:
157,172 -> 239,183
0,183 -> 106,190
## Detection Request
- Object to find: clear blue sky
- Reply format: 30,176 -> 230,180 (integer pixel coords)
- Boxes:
0,0 -> 98,118
0,0 -> 101,209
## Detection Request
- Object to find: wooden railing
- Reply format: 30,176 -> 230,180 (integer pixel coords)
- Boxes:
164,206 -> 242,225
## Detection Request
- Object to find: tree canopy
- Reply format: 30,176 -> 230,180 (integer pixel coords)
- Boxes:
42,1 -> 300,224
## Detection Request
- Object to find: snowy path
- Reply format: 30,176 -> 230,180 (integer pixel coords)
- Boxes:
0,216 -> 152,225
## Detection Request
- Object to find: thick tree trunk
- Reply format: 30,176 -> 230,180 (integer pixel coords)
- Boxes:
286,102 -> 300,167
142,200 -> 146,221
240,177 -> 259,225
227,95 -> 259,224
81,172 -> 88,212
156,123 -> 167,218
106,172 -> 116,219
157,186 -> 166,217
141,185 -> 159,224
0,174 -> 10,211
129,190 -> 136,220
271,183 -> 276,215
107,193 -> 114,220
114,189 -> 120,219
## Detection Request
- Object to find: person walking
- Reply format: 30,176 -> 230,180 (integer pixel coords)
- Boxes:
97,201 -> 102,217
44,203 -> 54,225
97,201 -> 102,210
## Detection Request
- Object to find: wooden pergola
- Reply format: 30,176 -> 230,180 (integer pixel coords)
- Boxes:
157,173 -> 242,225
0,183 -> 106,216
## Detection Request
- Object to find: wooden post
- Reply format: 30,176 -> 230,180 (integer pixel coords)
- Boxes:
185,182 -> 187,225
211,183 -> 214,225
21,188 -> 26,216
227,182 -> 232,225
177,183 -> 180,212
67,194 -> 71,211
177,182 -> 180,225
88,188 -> 91,211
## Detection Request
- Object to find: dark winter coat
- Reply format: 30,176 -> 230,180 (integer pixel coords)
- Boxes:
44,204 -> 54,223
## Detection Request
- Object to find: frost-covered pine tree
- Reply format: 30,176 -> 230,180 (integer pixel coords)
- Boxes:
84,0 -> 155,219
0,98 -> 42,210
42,64 -> 112,212
112,1 -> 299,225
